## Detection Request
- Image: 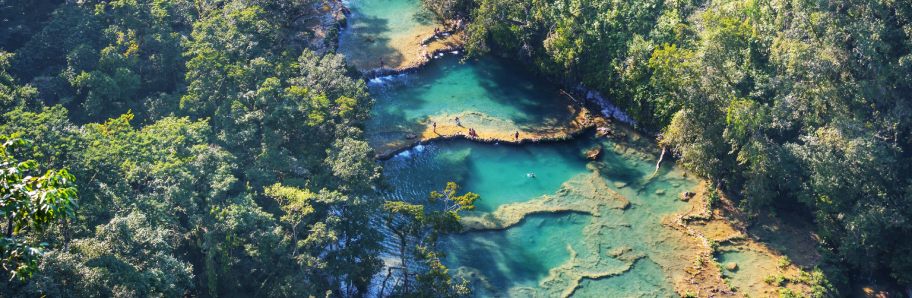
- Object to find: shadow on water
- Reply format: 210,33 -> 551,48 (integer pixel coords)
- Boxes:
467,56 -> 573,127
443,213 -> 592,290
368,56 -> 577,137
340,6 -> 405,68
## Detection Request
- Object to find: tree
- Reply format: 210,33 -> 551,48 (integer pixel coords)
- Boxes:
23,211 -> 194,297
0,137 -> 77,280
381,182 -> 477,297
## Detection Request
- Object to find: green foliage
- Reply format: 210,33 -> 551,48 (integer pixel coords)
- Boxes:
421,0 -> 471,20
0,0 -> 384,296
0,137 -> 77,280
381,182 -> 477,297
466,0 -> 912,290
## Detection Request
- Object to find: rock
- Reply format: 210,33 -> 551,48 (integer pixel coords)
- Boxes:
585,145 -> 602,160
680,191 -> 696,201
614,182 -> 627,188
655,189 -> 666,195
405,133 -> 418,139
596,126 -> 611,137
725,262 -> 738,271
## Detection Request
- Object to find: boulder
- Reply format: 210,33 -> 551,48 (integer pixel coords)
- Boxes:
680,191 -> 696,201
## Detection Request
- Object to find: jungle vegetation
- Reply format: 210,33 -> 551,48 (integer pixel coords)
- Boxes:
0,0 -> 910,296
444,0 -> 912,292
0,0 -> 452,296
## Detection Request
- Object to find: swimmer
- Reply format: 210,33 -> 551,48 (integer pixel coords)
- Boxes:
526,172 -> 536,178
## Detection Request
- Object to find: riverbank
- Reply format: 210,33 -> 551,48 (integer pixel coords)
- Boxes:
373,104 -> 599,159
338,0 -> 466,73
365,55 -> 600,160
670,182 -> 828,296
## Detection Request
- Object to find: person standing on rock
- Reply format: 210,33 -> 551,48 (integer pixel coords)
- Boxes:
433,122 -> 437,133
514,131 -> 519,141
455,117 -> 461,126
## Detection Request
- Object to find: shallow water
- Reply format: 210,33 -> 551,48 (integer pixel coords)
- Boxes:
441,213 -> 593,292
339,0 -> 434,69
380,140 -> 591,212
366,56 -> 577,152
574,258 -> 675,298
350,1 -> 702,295
717,249 -> 780,295
380,134 -> 699,296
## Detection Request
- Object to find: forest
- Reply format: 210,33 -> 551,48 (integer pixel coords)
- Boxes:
0,0 -> 910,296
453,0 -> 912,292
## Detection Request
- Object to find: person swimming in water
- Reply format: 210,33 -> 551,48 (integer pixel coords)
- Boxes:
526,172 -> 536,178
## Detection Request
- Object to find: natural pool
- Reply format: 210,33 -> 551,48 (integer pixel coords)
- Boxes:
366,55 -> 581,155
379,135 -> 702,296
342,1 -> 710,295
338,0 -> 435,70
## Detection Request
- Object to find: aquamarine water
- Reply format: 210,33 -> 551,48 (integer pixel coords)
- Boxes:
339,0 -> 434,68
380,139 -> 591,212
351,1 -> 703,295
366,56 -> 577,152
441,213 -> 592,292
574,258 -> 676,297
380,132 -> 699,296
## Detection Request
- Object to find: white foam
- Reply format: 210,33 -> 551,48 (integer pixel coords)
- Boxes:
578,87 -> 636,125
395,149 -> 412,158
368,73 -> 408,87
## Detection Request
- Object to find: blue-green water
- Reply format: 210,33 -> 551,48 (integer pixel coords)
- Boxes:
441,213 -> 592,291
379,133 -> 697,296
381,140 -> 591,213
348,1 -> 701,295
366,56 -> 577,152
339,0 -> 434,68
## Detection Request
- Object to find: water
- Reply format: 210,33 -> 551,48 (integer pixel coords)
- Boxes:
574,258 -> 675,297
380,132 -> 700,296
381,139 -> 590,212
366,55 -> 578,152
441,213 -> 592,294
339,0 -> 435,69
717,249 -> 781,295
345,1 -> 704,295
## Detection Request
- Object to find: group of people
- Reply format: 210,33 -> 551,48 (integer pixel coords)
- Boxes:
431,118 -> 521,142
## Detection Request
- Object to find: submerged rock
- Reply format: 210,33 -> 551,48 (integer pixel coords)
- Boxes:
655,189 -> 666,195
725,262 -> 738,271
596,126 -> 612,137
461,172 -> 631,231
614,181 -> 628,188
585,145 -> 602,160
